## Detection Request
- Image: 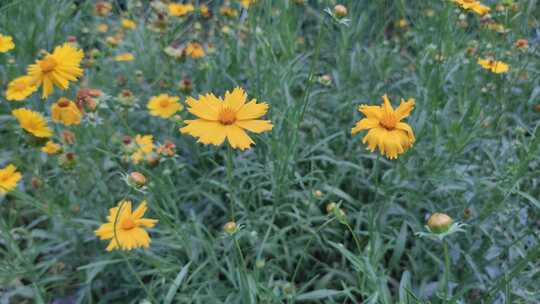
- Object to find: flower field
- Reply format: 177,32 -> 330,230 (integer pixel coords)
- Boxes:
1,0 -> 539,303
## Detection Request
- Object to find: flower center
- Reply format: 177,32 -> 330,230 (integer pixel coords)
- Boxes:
379,112 -> 398,130
121,217 -> 136,230
159,99 -> 170,108
40,56 -> 57,73
58,99 -> 71,108
218,107 -> 236,125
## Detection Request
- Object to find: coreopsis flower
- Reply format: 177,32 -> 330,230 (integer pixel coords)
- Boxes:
168,3 -> 194,16
27,43 -> 84,99
132,134 -> 154,164
121,18 -> 136,30
97,23 -> 109,33
240,0 -> 254,9
5,76 -> 38,101
41,141 -> 62,154
51,98 -> 83,126
147,94 -> 183,118
12,108 -> 52,138
351,95 -> 415,159
184,42 -> 205,59
114,53 -> 135,62
180,87 -> 273,150
94,200 -> 158,251
478,58 -> 509,74
0,34 -> 15,53
199,4 -> 211,18
452,0 -> 490,15
0,164 -> 22,194
95,1 -> 112,16
220,6 -> 238,17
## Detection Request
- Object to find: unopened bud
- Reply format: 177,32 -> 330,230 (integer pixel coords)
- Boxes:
334,4 -> 347,18
427,213 -> 453,233
224,221 -> 237,234
128,172 -> 146,187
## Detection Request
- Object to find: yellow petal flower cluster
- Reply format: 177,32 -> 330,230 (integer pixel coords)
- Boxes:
41,141 -> 62,154
12,108 -> 53,138
95,200 -> 158,251
168,3 -> 195,16
452,0 -> 490,15
351,95 -> 415,159
0,34 -> 15,53
51,97 -> 83,126
147,94 -> 183,118
180,87 -> 273,150
477,58 -> 510,74
5,76 -> 38,101
0,164 -> 22,194
27,43 -> 84,99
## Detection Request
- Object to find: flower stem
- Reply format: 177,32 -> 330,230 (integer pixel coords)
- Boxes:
225,146 -> 236,221
442,240 -> 450,300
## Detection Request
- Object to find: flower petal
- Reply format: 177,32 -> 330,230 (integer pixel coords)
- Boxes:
180,119 -> 227,146
224,87 -> 247,111
235,99 -> 268,120
226,125 -> 255,150
351,118 -> 379,134
395,99 -> 415,120
235,119 -> 273,133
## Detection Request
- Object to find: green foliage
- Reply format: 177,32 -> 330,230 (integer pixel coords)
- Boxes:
0,0 -> 539,303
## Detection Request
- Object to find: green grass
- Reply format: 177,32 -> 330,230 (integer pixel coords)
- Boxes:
1,0 -> 539,303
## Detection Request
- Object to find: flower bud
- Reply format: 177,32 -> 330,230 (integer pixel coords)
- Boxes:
31,176 -> 42,189
326,202 -> 337,214
313,190 -> 323,198
223,221 -> 237,234
334,4 -> 347,18
427,213 -> 453,233
128,172 -> 146,187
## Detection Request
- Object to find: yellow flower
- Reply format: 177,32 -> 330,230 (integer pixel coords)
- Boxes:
51,97 -> 82,125
0,34 -> 15,53
168,3 -> 195,16
94,200 -> 158,251
147,94 -> 183,118
184,42 -> 205,59
220,6 -> 238,17
96,23 -> 109,33
12,108 -> 53,138
180,87 -> 273,150
114,53 -> 135,62
199,4 -> 211,18
41,141 -> 61,154
351,95 -> 415,159
132,134 -> 154,164
240,0 -> 254,9
0,164 -> 22,194
121,18 -> 136,29
27,43 -> 84,99
478,58 -> 509,74
452,0 -> 490,15
5,76 -> 38,101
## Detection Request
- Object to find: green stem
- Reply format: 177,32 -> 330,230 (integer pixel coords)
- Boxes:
290,218 -> 336,284
225,146 -> 236,221
344,222 -> 363,254
442,240 -> 450,300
